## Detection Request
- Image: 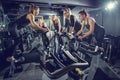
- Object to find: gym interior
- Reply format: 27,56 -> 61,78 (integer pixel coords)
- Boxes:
0,0 -> 120,80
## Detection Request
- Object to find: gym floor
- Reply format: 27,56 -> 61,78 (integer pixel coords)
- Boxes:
0,61 -> 120,80
0,63 -> 68,80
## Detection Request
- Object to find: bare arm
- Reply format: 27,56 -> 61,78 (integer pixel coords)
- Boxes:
49,20 -> 53,30
27,14 -> 43,31
58,19 -> 61,32
62,18 -> 67,32
77,21 -> 85,35
62,27 -> 66,32
69,26 -> 74,33
42,22 -> 49,31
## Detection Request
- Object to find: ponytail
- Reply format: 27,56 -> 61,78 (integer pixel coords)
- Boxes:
29,4 -> 39,13
79,9 -> 89,17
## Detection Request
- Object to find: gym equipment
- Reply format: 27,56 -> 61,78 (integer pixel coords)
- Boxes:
46,30 -> 61,53
37,31 -> 89,80
44,32 -> 120,80
38,45 -> 88,80
86,54 -> 120,80
59,32 -> 74,51
0,38 -> 6,70
37,32 -> 92,80
59,33 -> 120,80
81,46 -> 120,80
3,25 -> 48,78
68,35 -> 120,80
2,28 -> 120,80
102,37 -> 112,63
99,35 -> 120,65
15,30 -> 85,79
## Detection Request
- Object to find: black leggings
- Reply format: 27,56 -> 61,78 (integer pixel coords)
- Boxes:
95,29 -> 105,47
8,23 -> 24,56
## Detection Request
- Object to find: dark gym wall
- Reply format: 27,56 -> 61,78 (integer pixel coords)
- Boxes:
0,1 -> 3,23
89,7 -> 120,37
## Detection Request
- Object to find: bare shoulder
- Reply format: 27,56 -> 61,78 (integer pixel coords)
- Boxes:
88,17 -> 96,22
26,13 -> 34,19
56,18 -> 60,23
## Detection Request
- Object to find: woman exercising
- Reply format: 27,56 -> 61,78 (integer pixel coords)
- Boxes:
62,8 -> 75,35
7,4 -> 49,63
50,15 -> 61,34
38,17 -> 48,30
7,4 -> 48,56
38,17 -> 49,47
77,9 -> 105,46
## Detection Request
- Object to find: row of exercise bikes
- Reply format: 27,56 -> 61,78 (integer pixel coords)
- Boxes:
2,25 -> 120,80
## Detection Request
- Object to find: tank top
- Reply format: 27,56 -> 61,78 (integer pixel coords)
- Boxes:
84,20 -> 104,34
65,15 -> 75,32
14,14 -> 30,29
8,13 -> 30,37
53,21 -> 59,31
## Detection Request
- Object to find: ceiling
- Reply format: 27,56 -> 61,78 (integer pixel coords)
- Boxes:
1,0 -> 109,21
